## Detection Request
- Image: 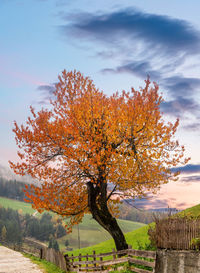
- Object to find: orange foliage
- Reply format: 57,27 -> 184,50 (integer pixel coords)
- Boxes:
9,70 -> 189,230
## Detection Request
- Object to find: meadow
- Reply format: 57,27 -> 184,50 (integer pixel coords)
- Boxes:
66,203 -> 200,257
0,196 -> 35,214
0,196 -> 145,250
2,195 -> 198,256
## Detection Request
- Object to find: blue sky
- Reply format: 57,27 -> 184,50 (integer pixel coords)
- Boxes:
0,0 -> 200,209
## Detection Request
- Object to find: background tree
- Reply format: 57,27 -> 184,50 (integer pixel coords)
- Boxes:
10,70 -> 189,251
1,226 -> 7,242
48,235 -> 60,251
65,239 -> 69,248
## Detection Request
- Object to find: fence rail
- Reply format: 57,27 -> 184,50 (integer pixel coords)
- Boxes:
19,237 -> 155,272
65,247 -> 155,272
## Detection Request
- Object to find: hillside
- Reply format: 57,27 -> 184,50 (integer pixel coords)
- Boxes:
178,203 -> 200,217
0,196 -> 145,250
58,214 -> 145,250
0,196 -> 35,214
0,164 -> 34,184
66,202 -> 200,256
66,224 -> 151,257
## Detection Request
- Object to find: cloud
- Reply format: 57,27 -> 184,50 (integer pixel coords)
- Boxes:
37,83 -> 57,104
37,84 -> 56,95
181,176 -> 200,183
0,164 -> 35,184
127,196 -> 170,209
183,122 -> 200,131
161,76 -> 200,98
176,202 -> 188,208
63,9 -> 200,55
102,60 -> 161,80
161,97 -> 199,117
171,164 -> 200,174
61,8 -> 200,119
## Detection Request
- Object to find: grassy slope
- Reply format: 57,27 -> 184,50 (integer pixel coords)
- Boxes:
58,214 -> 145,250
66,224 -> 150,257
0,196 -> 35,214
67,203 -> 200,256
178,203 -> 200,217
0,196 -> 145,250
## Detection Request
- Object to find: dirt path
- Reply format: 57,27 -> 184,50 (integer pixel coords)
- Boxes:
0,246 -> 44,273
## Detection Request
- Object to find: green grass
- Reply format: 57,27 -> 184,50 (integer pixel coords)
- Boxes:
178,203 -> 200,218
59,214 -> 145,250
66,224 -> 151,257
23,253 -> 65,273
0,196 -> 35,214
0,196 -> 146,251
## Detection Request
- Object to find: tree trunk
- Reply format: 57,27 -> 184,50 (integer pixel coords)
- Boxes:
87,182 -> 128,251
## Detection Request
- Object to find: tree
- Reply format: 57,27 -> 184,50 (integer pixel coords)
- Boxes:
1,226 -> 7,242
65,239 -> 69,247
10,70 -> 189,251
48,236 -> 59,251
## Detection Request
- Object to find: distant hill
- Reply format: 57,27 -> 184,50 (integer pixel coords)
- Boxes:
0,164 -> 35,184
149,208 -> 181,214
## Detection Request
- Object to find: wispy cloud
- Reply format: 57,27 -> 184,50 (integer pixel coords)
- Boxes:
102,60 -> 161,80
161,76 -> 200,98
36,83 -> 57,104
181,176 -> 200,183
183,122 -> 200,131
62,9 -> 200,55
161,97 -> 199,117
171,164 -> 200,174
133,197 -> 170,209
60,8 -> 200,120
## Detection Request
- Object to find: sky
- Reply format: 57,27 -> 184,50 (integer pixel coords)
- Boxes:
0,0 -> 200,210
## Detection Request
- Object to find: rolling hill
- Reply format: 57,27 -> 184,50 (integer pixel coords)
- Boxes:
0,196 -> 145,250
66,202 -> 200,256
2,195 -> 199,253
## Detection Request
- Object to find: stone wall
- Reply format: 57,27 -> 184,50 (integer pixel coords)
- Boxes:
155,249 -> 200,273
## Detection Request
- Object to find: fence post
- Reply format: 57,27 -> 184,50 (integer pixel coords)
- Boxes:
78,253 -> 82,272
86,253 -> 89,272
128,245 -> 132,270
112,248 -> 116,260
40,248 -> 43,259
71,254 -> 75,271
100,254 -> 103,271
93,250 -> 96,270
64,254 -> 70,272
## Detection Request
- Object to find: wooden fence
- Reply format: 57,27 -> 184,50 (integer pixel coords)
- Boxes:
21,237 -> 156,272
21,237 -> 46,257
41,247 -> 68,271
151,217 -> 200,250
65,247 -> 156,273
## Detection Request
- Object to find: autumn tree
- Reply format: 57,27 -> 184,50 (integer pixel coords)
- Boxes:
10,70 -> 189,251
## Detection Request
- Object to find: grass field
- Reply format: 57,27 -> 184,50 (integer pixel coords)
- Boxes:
66,203 -> 200,256
58,214 -> 145,250
0,196 -> 35,214
65,224 -> 151,257
0,196 -> 145,250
